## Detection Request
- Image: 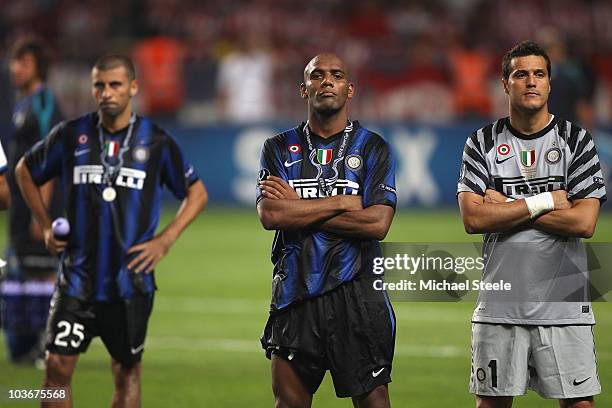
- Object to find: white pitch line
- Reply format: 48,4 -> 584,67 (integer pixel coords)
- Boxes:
88,336 -> 612,361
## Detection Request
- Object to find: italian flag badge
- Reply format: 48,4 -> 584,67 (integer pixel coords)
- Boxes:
520,149 -> 536,167
105,141 -> 120,157
317,149 -> 333,165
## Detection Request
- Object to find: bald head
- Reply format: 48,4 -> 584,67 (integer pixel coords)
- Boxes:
303,53 -> 349,83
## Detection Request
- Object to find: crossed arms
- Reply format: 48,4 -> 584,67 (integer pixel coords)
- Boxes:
458,189 -> 600,238
257,176 -> 394,241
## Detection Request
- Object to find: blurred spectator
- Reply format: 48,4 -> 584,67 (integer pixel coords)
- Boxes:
216,33 -> 274,124
0,0 -> 611,125
538,27 -> 595,130
133,36 -> 186,115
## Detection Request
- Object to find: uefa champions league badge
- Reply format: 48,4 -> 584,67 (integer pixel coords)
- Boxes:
545,147 -> 562,165
102,186 -> 117,202
346,154 -> 362,171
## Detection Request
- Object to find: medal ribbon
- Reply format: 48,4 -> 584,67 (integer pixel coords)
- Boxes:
97,113 -> 136,187
303,121 -> 353,197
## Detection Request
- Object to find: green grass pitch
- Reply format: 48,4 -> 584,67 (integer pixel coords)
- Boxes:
1,208 -> 611,407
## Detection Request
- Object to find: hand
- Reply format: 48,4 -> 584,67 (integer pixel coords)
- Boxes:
339,195 -> 363,211
43,227 -> 67,255
484,189 -> 508,204
551,190 -> 571,210
259,176 -> 300,200
127,234 -> 174,274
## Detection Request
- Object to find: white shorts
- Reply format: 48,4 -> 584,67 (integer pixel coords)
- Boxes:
469,323 -> 601,399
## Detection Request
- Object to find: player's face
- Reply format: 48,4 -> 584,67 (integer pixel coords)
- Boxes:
300,55 -> 354,115
9,53 -> 38,90
91,66 -> 138,118
503,55 -> 550,113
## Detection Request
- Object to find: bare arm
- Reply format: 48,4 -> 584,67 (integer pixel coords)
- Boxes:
317,204 -> 394,240
127,179 -> 208,273
0,174 -> 10,210
458,191 -> 534,234
484,189 -> 598,238
257,176 -> 361,230
530,198 -> 599,238
29,180 -> 55,240
15,158 -> 64,254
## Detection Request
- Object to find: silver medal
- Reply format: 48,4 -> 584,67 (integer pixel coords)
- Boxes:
102,186 -> 117,202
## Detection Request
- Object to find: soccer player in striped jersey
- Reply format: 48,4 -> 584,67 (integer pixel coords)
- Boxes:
257,54 -> 396,407
458,41 -> 606,408
15,55 -> 208,408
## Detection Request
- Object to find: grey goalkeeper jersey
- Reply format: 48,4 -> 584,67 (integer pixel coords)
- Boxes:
457,116 -> 607,325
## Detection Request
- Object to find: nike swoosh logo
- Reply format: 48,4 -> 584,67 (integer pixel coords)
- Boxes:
284,159 -> 303,168
74,149 -> 91,157
372,368 -> 385,378
130,344 -> 145,354
495,155 -> 515,164
573,377 -> 591,386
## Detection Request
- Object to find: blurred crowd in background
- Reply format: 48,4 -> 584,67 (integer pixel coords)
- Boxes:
1,0 -> 612,128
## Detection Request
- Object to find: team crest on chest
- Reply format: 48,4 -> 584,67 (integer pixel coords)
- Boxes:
132,145 -> 150,163
520,149 -> 536,167
317,149 -> 333,165
545,147 -> 561,165
346,154 -> 362,170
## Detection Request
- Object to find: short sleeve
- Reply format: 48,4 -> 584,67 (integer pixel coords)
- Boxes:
24,122 -> 66,185
457,132 -> 490,196
362,136 -> 396,209
567,130 -> 607,204
256,137 -> 288,204
160,134 -> 199,200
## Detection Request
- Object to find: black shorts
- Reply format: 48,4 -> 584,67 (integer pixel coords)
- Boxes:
45,292 -> 154,367
261,276 -> 396,398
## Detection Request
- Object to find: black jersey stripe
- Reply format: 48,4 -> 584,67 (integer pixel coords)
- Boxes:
573,131 -> 592,159
465,161 -> 489,186
568,123 -> 581,153
464,145 -> 487,170
482,123 -> 494,153
495,118 -> 505,134
568,148 -> 597,177
469,132 -> 483,157
557,118 -> 567,142
568,162 -> 601,192
460,177 -> 485,195
572,182 -> 604,200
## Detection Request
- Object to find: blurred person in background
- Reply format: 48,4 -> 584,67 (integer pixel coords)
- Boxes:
538,27 -> 596,131
216,32 -> 275,124
1,36 -> 64,367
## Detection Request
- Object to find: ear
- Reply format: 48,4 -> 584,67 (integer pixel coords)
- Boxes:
129,79 -> 139,97
502,78 -> 509,95
347,82 -> 355,99
300,83 -> 308,99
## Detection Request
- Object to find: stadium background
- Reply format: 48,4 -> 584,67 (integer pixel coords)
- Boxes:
1,0 -> 612,406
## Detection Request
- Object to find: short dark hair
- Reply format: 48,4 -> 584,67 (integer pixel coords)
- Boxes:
10,36 -> 50,81
502,41 -> 551,80
93,55 -> 136,81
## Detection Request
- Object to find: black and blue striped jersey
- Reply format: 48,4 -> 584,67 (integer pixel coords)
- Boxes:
257,121 -> 396,312
24,112 -> 199,301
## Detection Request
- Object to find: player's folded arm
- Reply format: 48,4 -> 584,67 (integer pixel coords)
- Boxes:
458,191 -> 532,234
531,198 -> 600,238
317,204 -> 394,240
256,195 -> 358,231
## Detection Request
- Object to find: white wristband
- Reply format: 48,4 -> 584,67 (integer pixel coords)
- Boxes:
524,192 -> 555,219
505,197 -> 515,202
